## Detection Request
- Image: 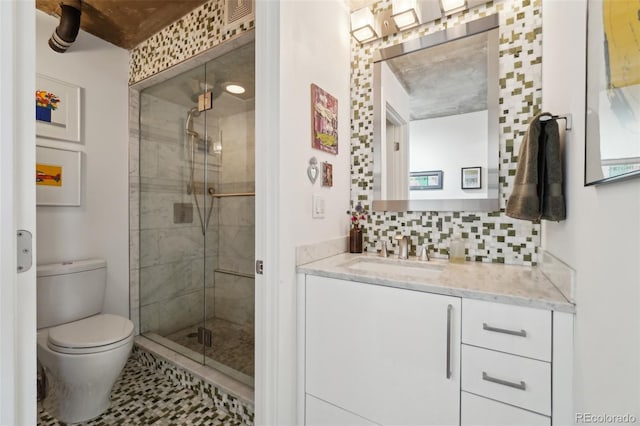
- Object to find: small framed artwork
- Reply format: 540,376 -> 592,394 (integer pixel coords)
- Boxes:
322,162 -> 333,187
36,74 -> 81,143
36,145 -> 82,206
311,84 -> 338,155
409,170 -> 443,190
461,166 -> 482,189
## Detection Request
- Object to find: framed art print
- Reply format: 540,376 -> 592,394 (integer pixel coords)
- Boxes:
36,145 -> 82,206
461,166 -> 482,189
36,74 -> 81,143
409,170 -> 443,190
311,84 -> 338,155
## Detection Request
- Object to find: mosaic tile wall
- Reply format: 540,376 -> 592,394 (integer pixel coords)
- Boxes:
129,0 -> 254,84
351,0 -> 542,265
133,345 -> 255,425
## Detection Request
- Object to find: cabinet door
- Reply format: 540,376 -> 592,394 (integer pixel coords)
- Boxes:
306,275 -> 461,426
306,394 -> 379,426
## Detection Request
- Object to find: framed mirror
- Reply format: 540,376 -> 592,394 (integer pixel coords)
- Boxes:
372,15 -> 499,212
585,0 -> 640,185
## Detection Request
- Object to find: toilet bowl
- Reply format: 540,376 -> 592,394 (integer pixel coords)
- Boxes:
37,260 -> 134,423
37,314 -> 133,423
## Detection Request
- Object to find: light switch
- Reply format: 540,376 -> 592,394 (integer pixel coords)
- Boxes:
312,195 -> 325,218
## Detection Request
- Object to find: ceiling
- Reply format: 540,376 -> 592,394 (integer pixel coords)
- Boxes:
385,31 -> 488,120
35,0 -> 208,49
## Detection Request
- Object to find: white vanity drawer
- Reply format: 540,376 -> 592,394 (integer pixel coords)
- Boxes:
461,344 -> 551,416
461,391 -> 550,426
462,299 -> 551,361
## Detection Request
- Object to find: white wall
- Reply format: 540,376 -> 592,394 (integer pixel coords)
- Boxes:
542,1 -> 640,421
255,0 -> 351,424
380,62 -> 411,122
410,111 -> 488,199
35,11 -> 129,317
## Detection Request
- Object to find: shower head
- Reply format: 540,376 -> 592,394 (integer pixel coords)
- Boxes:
185,107 -> 202,135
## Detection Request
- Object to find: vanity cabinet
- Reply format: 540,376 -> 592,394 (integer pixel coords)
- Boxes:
300,273 -> 573,426
305,275 -> 461,426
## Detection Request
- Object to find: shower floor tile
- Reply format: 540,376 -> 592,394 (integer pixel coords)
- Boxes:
37,357 -> 244,426
164,317 -> 254,378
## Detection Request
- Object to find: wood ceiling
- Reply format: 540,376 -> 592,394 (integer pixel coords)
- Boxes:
35,0 -> 208,50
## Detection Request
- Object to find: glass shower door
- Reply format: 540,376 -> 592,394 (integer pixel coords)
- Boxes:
139,40 -> 255,386
139,62 -> 208,365
202,43 -> 255,385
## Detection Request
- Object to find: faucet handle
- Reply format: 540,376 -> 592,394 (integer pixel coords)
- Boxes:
419,245 -> 430,261
379,241 -> 388,257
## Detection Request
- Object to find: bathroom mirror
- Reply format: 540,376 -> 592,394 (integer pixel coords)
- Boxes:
372,15 -> 499,212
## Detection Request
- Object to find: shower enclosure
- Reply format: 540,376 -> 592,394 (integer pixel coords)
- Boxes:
138,40 -> 255,386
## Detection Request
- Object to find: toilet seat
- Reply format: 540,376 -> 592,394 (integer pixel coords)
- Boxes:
47,314 -> 134,355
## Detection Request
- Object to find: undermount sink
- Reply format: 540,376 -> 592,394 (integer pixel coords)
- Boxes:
341,256 -> 445,279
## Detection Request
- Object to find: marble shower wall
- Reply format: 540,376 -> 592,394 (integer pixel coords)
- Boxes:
351,0 -> 543,265
137,93 -> 220,336
135,92 -> 255,336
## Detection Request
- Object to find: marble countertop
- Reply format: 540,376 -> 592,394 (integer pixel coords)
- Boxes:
297,253 -> 575,313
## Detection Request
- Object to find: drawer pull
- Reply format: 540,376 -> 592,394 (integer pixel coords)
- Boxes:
482,371 -> 526,391
446,304 -> 453,379
483,323 -> 527,337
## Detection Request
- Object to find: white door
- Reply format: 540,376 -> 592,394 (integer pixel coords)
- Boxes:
306,276 -> 461,426
0,1 -> 37,424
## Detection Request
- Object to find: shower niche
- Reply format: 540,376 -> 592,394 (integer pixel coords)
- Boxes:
137,39 -> 255,386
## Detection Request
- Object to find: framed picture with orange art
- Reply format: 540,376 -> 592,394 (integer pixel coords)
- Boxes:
36,145 -> 82,206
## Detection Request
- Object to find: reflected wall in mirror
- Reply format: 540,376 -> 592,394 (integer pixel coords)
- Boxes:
372,15 -> 499,212
585,0 -> 640,185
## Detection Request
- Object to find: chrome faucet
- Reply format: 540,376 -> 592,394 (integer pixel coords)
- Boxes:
395,235 -> 410,260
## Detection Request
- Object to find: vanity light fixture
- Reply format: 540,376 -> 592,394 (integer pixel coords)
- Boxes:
224,83 -> 245,94
391,0 -> 421,30
440,0 -> 467,13
350,7 -> 378,43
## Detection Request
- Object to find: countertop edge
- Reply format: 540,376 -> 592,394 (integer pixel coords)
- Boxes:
298,261 -> 576,314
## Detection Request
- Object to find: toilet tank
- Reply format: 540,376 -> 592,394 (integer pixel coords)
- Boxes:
37,259 -> 107,329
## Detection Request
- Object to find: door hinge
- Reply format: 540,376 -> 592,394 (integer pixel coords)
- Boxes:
197,327 -> 213,347
17,230 -> 32,273
255,260 -> 264,275
198,91 -> 213,112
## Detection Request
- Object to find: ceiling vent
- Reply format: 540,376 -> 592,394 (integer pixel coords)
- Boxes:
225,0 -> 254,26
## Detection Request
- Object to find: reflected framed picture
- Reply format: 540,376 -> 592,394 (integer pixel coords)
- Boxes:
36,74 -> 81,143
409,170 -> 443,190
36,145 -> 82,206
461,166 -> 482,189
311,84 -> 338,155
585,0 -> 640,185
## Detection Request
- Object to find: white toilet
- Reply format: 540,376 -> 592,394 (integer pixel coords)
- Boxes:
37,259 -> 134,424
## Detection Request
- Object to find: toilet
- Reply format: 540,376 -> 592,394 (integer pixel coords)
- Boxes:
37,259 -> 134,424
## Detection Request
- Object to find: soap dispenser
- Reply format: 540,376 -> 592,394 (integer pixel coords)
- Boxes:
449,225 -> 466,264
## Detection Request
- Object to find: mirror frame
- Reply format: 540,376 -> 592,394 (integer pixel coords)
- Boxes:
372,14 -> 500,212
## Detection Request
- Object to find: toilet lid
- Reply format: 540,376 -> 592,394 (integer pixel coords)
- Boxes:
48,314 -> 134,349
